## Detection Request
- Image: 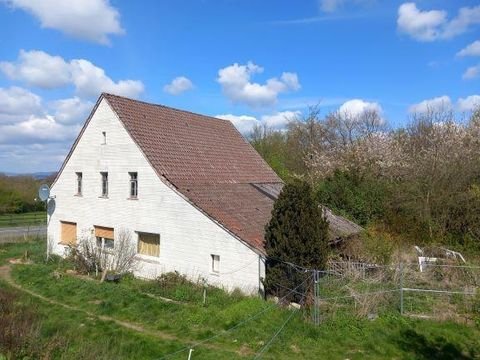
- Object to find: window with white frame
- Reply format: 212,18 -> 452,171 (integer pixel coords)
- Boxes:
129,172 -> 138,198
211,254 -> 220,273
76,172 -> 82,195
100,172 -> 108,197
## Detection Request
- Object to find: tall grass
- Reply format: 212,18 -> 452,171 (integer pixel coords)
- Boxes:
2,240 -> 480,359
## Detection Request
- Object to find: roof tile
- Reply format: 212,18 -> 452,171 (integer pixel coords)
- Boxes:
103,93 -> 282,252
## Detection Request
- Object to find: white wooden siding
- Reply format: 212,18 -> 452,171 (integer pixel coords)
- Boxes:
48,99 -> 264,293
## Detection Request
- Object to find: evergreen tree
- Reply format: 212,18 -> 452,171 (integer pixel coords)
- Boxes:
264,180 -> 329,303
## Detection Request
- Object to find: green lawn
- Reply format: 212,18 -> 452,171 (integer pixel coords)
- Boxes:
1,240 -> 479,359
0,211 -> 46,227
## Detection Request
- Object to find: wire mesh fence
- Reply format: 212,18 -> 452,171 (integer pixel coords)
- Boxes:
400,263 -> 480,322
309,260 -> 480,324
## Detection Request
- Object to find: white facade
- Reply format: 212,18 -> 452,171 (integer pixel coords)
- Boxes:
48,99 -> 265,294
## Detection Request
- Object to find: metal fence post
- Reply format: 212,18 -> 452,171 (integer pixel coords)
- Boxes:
313,270 -> 320,326
399,262 -> 404,316
312,270 -> 316,325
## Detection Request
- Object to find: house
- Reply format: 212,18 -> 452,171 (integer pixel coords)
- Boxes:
48,93 -> 363,294
48,93 -> 283,294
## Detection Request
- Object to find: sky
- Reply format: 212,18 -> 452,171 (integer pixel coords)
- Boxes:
0,0 -> 479,173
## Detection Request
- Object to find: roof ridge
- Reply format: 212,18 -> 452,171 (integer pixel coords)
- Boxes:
102,92 -> 231,124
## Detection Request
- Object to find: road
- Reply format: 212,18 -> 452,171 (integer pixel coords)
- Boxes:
0,225 -> 46,242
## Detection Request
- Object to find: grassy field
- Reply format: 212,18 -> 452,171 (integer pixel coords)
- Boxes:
0,211 -> 46,228
1,240 -> 479,359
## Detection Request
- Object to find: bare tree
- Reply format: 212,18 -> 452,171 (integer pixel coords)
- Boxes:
71,228 -> 138,279
109,229 -> 138,275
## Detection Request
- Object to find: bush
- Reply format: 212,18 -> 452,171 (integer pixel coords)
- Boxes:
0,287 -> 68,359
0,288 -> 39,357
316,170 -> 389,226
68,229 -> 138,278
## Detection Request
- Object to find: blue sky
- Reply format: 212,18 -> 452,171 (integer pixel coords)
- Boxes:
0,0 -> 479,173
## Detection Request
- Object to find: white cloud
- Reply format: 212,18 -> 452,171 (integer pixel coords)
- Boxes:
339,99 -> 383,118
408,95 -> 452,113
456,40 -> 480,57
397,3 -> 447,41
0,50 -> 144,98
163,76 -> 194,95
70,59 -> 144,98
0,86 -> 42,121
443,6 -> 480,39
216,110 -> 300,135
0,89 -> 83,144
50,97 -> 93,124
2,0 -> 124,44
0,88 -> 92,172
216,114 -> 260,135
217,62 -> 300,108
262,111 -> 300,130
319,0 -> 344,13
0,142 -> 68,173
318,0 -> 374,13
0,49 -> 70,88
0,114 -> 80,144
462,64 -> 480,80
397,3 -> 480,42
457,95 -> 480,111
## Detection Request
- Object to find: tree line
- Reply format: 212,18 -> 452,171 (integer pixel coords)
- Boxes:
252,105 -> 480,251
0,174 -> 55,214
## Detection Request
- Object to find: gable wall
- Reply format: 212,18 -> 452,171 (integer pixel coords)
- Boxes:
48,99 -> 264,293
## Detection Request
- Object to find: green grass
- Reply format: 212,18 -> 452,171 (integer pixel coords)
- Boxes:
0,211 -> 46,227
1,240 -> 480,359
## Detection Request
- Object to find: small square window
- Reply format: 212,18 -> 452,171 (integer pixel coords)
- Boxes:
211,254 -> 220,273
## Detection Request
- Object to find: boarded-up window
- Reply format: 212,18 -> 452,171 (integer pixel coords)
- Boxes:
138,232 -> 160,257
60,221 -> 77,245
94,225 -> 114,249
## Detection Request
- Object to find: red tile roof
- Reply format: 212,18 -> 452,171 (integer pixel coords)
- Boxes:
103,93 -> 282,252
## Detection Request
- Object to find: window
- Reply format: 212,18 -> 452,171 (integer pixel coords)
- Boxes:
94,226 -> 114,249
102,131 -> 106,144
137,232 -> 160,257
129,172 -> 138,198
100,172 -> 108,197
76,172 -> 82,195
211,254 -> 220,273
60,221 -> 77,246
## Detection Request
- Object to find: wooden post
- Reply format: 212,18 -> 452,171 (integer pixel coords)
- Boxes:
400,263 -> 404,315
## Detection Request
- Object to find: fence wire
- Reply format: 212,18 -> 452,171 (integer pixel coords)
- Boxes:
308,261 -> 480,324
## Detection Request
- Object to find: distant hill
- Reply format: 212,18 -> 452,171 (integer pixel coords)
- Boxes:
0,172 -> 57,180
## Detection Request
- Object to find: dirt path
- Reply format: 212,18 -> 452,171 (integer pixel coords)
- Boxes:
0,262 -> 227,356
0,263 -> 176,342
